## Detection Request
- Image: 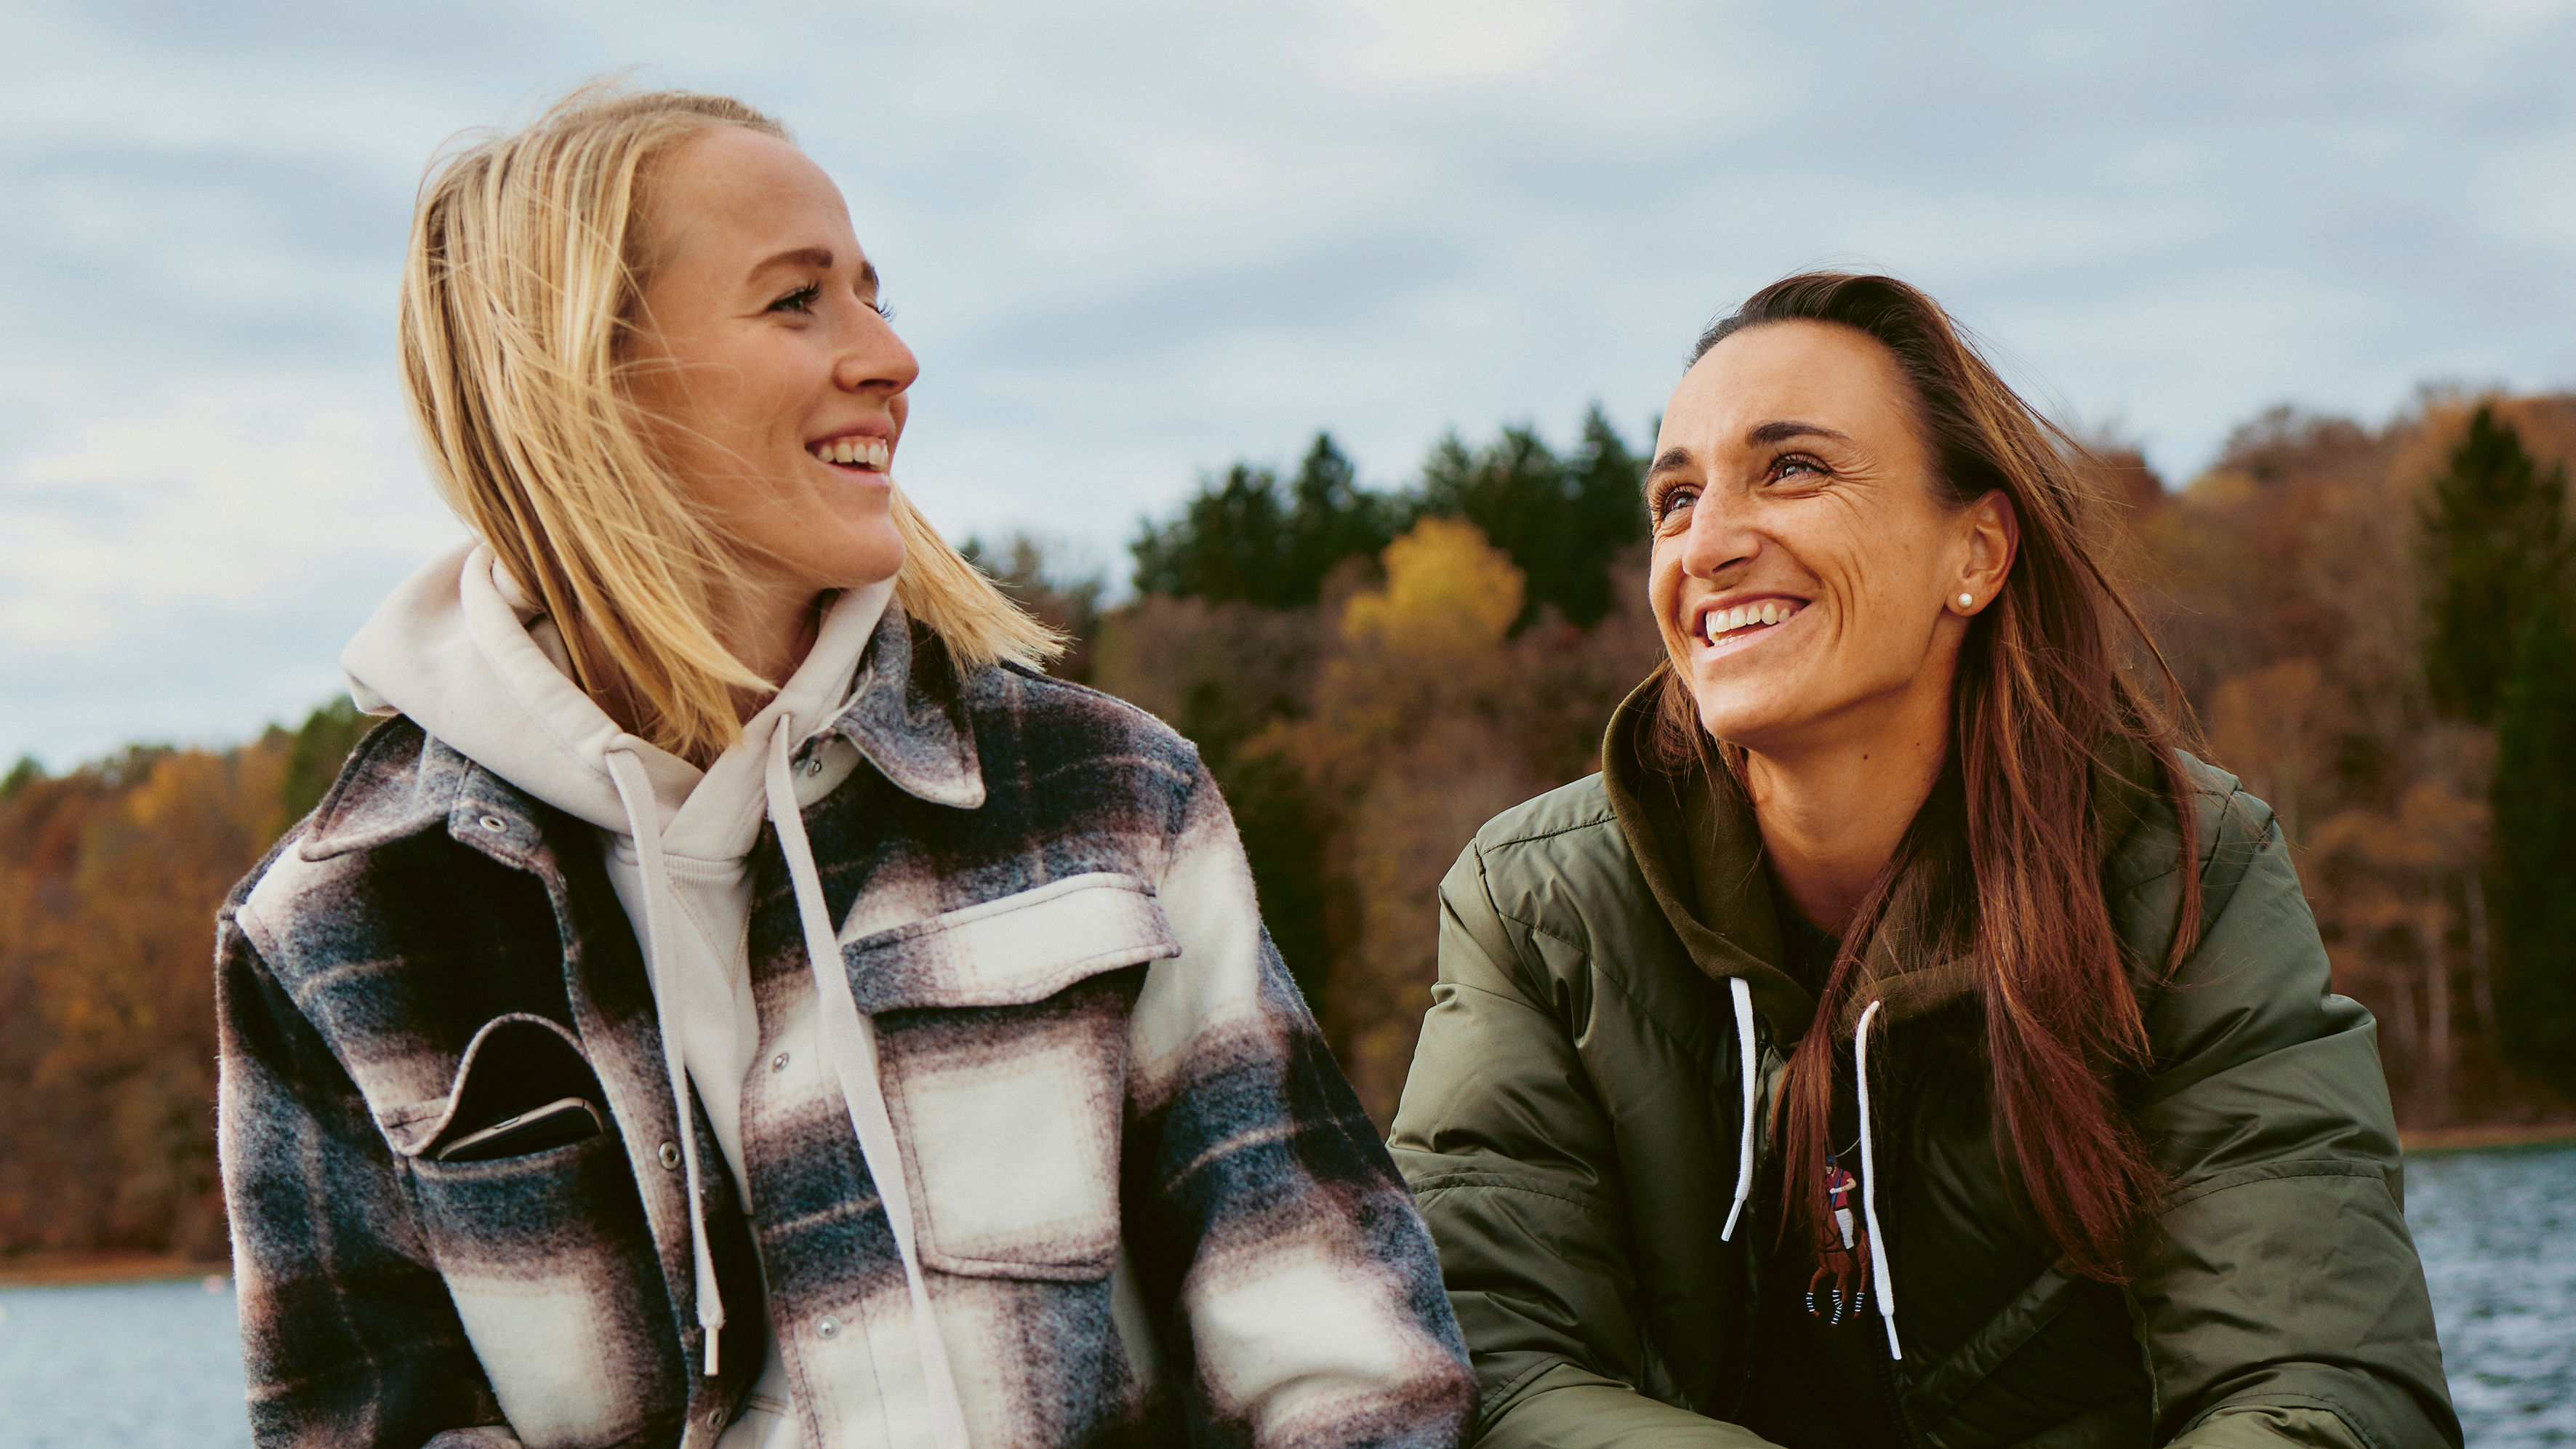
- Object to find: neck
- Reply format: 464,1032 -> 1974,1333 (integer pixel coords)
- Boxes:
1741,670 -> 1954,937
713,577 -> 828,716
566,575 -> 828,758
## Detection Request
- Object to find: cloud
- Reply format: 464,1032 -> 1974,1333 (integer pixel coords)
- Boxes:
4,0 -> 2575,764
0,375 -> 462,763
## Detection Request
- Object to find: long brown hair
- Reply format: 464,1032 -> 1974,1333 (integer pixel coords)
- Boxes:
1666,273 -> 2202,1283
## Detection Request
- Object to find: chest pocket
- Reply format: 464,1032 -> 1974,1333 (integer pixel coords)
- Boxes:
845,872 -> 1181,1281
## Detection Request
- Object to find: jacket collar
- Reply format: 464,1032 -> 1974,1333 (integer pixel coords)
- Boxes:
1601,673 -> 1983,1043
1601,675 -> 1823,1040
1602,672 -> 2175,1043
829,603 -> 986,811
300,601 -> 987,863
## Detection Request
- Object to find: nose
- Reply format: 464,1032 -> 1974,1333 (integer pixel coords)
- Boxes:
1675,484 -> 1758,581
832,307 -> 919,397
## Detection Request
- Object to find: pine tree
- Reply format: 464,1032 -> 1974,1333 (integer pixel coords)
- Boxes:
1130,462 -> 1293,603
2420,406 -> 2571,723
2491,595 -> 2576,1098
1408,410 -> 1645,628
1562,404 -> 1649,625
1282,433 -> 1404,604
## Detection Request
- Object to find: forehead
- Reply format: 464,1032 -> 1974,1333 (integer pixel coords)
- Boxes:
641,127 -> 859,268
1662,321 -> 1916,443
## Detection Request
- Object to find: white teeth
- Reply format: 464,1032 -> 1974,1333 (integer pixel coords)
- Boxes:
1702,600 -> 1800,644
812,438 -> 891,470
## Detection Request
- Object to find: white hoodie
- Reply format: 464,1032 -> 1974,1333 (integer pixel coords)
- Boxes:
343,542 -> 933,1448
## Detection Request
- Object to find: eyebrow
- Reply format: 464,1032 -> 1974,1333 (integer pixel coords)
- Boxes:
1648,419 -> 1853,479
1746,419 -> 1850,446
750,246 -> 880,292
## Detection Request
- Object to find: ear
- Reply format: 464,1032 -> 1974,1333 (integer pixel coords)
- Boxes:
1957,489 -> 2018,606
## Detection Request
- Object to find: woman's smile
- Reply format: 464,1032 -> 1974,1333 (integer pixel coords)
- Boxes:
1689,593 -> 1811,662
805,426 -> 894,476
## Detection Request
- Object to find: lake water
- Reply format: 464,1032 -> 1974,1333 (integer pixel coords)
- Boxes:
1,1146 -> 2568,1447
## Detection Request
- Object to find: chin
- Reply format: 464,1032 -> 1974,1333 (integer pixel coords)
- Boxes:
1689,683 -> 1807,753
811,517 -> 907,589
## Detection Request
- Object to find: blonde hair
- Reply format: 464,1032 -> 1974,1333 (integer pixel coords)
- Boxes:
398,82 -> 1058,760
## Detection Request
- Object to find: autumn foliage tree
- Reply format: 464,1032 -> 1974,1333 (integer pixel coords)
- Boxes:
0,702 -> 369,1261
12,388 -> 2576,1263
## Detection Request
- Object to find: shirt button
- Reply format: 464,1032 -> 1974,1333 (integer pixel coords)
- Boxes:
815,1314 -> 841,1339
658,1141 -> 682,1170
771,1052 -> 790,1072
706,1405 -> 726,1428
478,814 -> 507,832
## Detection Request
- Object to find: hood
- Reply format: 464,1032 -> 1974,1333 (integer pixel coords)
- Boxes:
1602,674 -> 2175,1044
342,541 -> 891,854
1600,673 -> 1980,1043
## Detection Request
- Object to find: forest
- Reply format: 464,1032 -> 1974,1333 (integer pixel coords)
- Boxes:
3,390 -> 2572,1263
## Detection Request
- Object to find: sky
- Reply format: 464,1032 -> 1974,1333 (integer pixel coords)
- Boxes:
4,0 -> 2575,768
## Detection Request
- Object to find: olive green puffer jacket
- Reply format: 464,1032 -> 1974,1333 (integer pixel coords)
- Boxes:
1387,689 -> 2457,1449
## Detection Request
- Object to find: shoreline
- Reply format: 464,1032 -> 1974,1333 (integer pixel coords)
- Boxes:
0,1252 -> 231,1289
2400,1121 -> 2576,1155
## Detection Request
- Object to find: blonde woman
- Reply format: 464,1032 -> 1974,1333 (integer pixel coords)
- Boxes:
215,87 -> 1472,1449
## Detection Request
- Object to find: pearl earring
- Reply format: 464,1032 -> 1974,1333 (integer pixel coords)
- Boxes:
1957,593 -> 1975,609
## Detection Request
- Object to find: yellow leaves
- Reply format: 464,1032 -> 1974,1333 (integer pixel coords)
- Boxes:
2207,657 -> 2323,843
1250,518 -> 1558,1123
2309,779 -> 2489,876
2178,468 -> 2259,512
1337,516 -> 1523,659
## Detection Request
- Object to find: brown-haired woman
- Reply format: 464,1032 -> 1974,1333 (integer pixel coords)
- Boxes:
1388,273 -> 2456,1449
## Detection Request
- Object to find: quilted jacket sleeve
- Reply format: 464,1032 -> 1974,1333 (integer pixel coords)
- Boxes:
1127,768 -> 1475,1448
217,898 -> 514,1448
2125,790 -> 2460,1449
1387,844 -> 1774,1449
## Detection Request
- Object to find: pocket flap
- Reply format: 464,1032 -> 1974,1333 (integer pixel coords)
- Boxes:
841,872 -> 1179,1014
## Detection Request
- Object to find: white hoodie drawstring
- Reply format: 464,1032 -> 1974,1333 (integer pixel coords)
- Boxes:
763,718 -> 973,1449
603,749 -> 727,1377
1720,977 -> 1756,1242
1853,998 -> 1901,1360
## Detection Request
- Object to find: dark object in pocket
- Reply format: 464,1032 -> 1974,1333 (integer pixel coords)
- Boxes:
436,1095 -> 604,1163
426,1014 -> 609,1163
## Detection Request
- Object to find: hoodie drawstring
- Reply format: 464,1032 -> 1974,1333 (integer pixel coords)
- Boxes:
1853,998 -> 1901,1360
603,750 -> 727,1377
1720,977 -> 1756,1242
763,718 -> 974,1449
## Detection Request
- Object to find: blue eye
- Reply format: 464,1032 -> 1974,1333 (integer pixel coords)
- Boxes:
769,283 -> 822,314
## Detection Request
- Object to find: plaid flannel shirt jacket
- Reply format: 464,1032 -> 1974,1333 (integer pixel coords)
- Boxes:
216,609 -> 1474,1449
